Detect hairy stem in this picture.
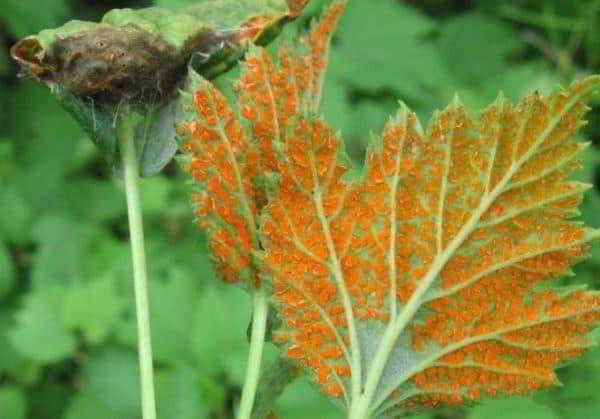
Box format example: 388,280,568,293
118,113,157,419
238,290,269,419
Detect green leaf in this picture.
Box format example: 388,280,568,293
59,178,124,222
8,284,76,363
139,174,172,214
0,242,15,298
149,270,201,364
63,393,129,419
0,0,68,38
0,311,40,384
0,185,33,245
190,285,252,383
468,397,560,419
437,13,523,87
328,0,452,108
80,348,140,417
0,386,27,419
30,216,101,286
536,347,600,418
62,273,125,344
156,368,210,419
276,379,343,419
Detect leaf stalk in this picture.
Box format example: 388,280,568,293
118,111,157,419
238,289,269,419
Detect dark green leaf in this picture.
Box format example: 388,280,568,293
0,242,15,297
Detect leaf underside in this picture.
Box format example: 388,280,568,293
178,1,345,287
179,1,600,416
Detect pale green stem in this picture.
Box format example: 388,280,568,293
118,114,157,419
238,290,269,419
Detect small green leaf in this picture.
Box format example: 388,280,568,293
139,175,172,215
468,397,560,419
63,393,129,419
30,216,100,286
0,311,41,384
276,379,344,419
149,270,201,364
81,348,140,417
156,368,210,419
0,0,68,38
438,13,523,86
536,347,600,418
0,186,32,244
0,386,27,419
62,274,125,344
8,284,76,363
60,179,124,222
190,285,251,383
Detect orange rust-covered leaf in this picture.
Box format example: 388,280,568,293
178,78,261,286
180,0,600,415
234,1,345,174
178,2,345,289
261,117,360,402
262,76,600,415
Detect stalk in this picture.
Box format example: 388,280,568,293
118,113,157,419
238,290,269,419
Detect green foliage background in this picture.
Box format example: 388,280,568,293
1,0,600,418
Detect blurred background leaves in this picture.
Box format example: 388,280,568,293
1,0,600,418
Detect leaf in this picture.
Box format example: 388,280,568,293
8,284,76,363
148,270,201,364
0,386,27,419
262,72,600,414
275,378,345,419
437,13,523,87
467,397,559,419
0,310,41,384
62,273,125,344
80,348,140,417
155,368,210,419
179,1,600,415
63,393,126,419
323,0,454,118
0,242,15,298
189,285,252,383
30,216,100,287
0,0,68,39
178,0,345,286
178,70,262,285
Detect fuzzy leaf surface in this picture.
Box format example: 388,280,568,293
179,1,600,415
261,73,600,415
178,1,345,287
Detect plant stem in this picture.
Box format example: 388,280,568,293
238,290,269,419
118,114,157,419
